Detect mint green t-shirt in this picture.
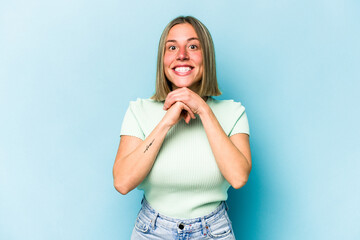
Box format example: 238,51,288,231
120,97,250,219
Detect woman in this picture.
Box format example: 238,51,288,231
113,16,251,239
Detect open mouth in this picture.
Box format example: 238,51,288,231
174,66,192,72
172,66,194,75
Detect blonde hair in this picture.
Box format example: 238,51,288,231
151,16,221,101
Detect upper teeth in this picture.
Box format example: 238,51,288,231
175,67,191,72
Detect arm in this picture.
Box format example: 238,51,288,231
113,102,195,195
199,107,252,189
164,88,252,189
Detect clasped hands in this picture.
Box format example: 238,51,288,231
163,87,208,125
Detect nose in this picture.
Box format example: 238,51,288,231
176,46,189,60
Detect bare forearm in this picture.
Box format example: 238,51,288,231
113,120,171,194
113,101,195,195
199,106,251,189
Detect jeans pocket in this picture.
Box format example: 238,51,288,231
207,214,232,238
134,216,150,233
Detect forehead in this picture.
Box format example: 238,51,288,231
166,23,199,41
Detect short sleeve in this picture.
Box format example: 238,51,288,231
120,105,145,140
229,110,250,137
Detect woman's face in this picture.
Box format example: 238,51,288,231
163,23,203,92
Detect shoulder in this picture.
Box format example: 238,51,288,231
128,98,163,109
208,97,248,135
127,98,164,115
208,97,246,114
125,98,166,131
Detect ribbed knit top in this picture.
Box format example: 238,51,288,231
120,97,250,219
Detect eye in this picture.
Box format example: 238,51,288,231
168,45,177,51
189,44,198,50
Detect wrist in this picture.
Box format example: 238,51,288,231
198,101,211,117
160,115,176,130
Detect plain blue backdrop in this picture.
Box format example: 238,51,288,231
1,0,359,239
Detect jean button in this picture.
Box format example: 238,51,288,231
178,223,184,230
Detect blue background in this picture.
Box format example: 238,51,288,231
1,0,359,239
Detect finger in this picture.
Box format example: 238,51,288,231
164,92,191,110
180,110,187,119
182,103,196,119
179,105,191,120
182,112,189,123
180,110,192,124
185,113,191,124
164,88,192,109
163,94,177,110
164,90,182,109
164,93,181,110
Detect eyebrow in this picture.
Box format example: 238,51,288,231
166,37,199,43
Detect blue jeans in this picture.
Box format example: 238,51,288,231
131,198,236,239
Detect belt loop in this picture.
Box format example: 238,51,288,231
151,212,159,229
201,217,207,235
224,201,229,211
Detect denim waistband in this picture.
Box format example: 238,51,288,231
138,198,229,234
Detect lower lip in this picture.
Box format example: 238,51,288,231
172,68,193,76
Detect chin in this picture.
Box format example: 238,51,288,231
171,80,193,88
175,84,196,90
175,82,192,88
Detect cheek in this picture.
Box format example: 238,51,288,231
163,54,172,79
163,53,173,68
192,52,203,66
